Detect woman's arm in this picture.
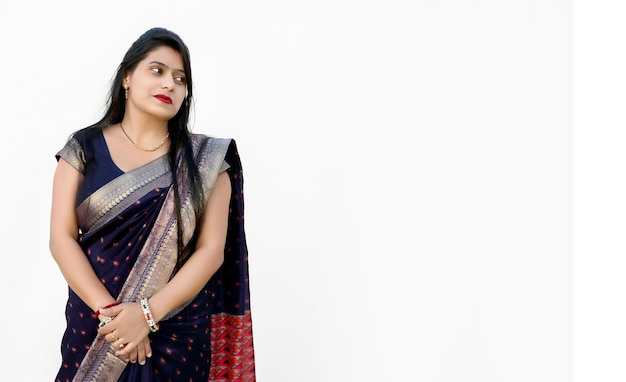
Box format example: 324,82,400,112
149,170,232,321
49,159,116,311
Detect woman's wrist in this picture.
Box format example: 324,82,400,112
139,298,159,332
95,301,120,318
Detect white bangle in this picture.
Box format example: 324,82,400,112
139,298,159,332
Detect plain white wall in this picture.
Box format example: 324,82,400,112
574,1,626,381
0,1,574,381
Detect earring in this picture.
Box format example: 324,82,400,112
123,85,129,99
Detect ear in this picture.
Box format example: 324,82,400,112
122,73,131,89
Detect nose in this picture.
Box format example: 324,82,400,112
162,75,175,90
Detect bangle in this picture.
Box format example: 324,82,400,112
139,298,159,332
95,302,120,318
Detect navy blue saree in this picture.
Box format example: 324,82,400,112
54,130,255,381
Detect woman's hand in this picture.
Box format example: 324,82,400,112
97,302,152,364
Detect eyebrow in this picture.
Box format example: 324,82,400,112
149,61,185,74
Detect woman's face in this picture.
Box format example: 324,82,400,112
123,46,187,121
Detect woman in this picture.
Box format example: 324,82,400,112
50,27,255,381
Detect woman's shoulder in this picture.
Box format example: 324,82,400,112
65,127,102,147
56,127,100,173
188,132,239,165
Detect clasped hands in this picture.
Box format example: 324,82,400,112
97,302,153,365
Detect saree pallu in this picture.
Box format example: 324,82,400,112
55,133,255,382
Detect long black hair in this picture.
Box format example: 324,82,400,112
85,27,203,271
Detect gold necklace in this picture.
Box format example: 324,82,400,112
120,122,169,152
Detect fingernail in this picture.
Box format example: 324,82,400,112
139,360,146,365
130,359,136,363
146,352,152,358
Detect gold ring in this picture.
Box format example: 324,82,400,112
110,335,118,342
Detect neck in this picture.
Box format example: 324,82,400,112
120,118,169,136
121,108,170,134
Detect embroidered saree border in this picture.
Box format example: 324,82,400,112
76,156,171,233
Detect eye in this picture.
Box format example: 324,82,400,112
174,76,186,84
151,67,162,74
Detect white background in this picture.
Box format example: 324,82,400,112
574,1,626,382
0,0,587,381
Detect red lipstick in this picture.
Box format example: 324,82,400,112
155,94,172,104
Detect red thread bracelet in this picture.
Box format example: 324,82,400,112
95,302,121,318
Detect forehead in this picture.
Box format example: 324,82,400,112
141,46,184,69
